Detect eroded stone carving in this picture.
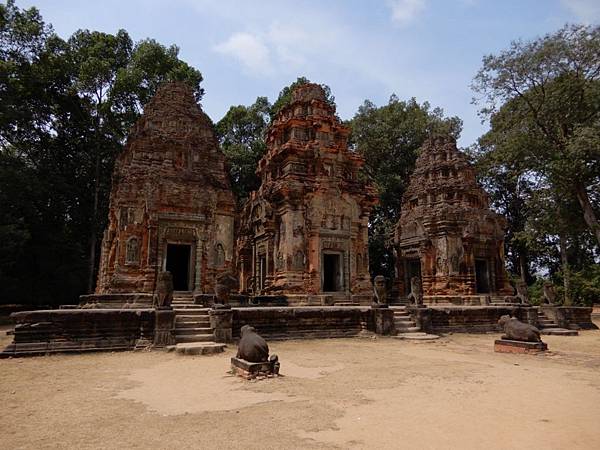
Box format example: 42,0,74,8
498,315,541,342
395,136,513,303
236,83,377,302
514,280,529,305
214,271,239,307
236,325,276,364
154,271,173,309
94,82,235,297
373,275,387,306
542,281,557,305
407,276,424,306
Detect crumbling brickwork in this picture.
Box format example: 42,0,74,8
237,84,377,304
395,136,513,304
95,82,236,295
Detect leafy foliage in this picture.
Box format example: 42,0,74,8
349,96,462,278
0,1,202,305
216,97,271,203
472,23,600,301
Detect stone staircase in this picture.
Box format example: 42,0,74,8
169,292,225,354
391,306,439,340
537,309,578,336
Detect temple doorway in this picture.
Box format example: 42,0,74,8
323,253,342,292
166,244,192,291
406,258,422,295
475,259,490,294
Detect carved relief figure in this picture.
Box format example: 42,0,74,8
125,237,140,264
215,243,225,267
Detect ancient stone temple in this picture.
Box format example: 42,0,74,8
94,82,236,299
237,84,378,305
394,136,513,305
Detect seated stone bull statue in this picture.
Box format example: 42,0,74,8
237,325,278,365
498,315,541,342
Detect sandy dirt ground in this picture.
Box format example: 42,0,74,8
1,324,600,450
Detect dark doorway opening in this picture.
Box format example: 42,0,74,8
406,258,422,295
475,259,490,294
323,253,341,292
166,244,191,291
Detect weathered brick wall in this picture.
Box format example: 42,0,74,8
232,307,372,339
429,306,526,333
1,309,155,357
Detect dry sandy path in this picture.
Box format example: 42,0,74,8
1,326,600,449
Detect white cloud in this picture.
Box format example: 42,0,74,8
213,32,272,75
561,0,600,23
387,0,427,25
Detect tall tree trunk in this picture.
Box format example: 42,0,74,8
558,233,571,306
518,250,528,284
574,182,600,247
87,152,100,293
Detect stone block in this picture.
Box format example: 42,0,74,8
209,308,233,343
230,357,278,380
494,339,547,354
153,309,176,347
372,307,394,335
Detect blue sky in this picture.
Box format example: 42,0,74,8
17,0,600,147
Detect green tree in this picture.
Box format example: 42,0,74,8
216,97,271,203
66,29,203,291
0,1,203,304
472,24,600,246
349,95,462,278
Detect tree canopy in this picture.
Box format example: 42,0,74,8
349,96,462,278
472,24,600,304
0,0,202,305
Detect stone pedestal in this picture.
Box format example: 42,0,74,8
153,308,176,347
520,307,538,327
230,357,279,380
209,308,233,343
372,307,394,335
494,339,547,354
407,306,432,333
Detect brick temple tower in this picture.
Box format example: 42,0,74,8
95,82,236,297
237,83,378,305
394,136,513,305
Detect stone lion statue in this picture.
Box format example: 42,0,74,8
154,271,174,308
236,325,278,368
542,281,557,305
498,315,541,342
407,276,423,306
514,280,529,305
215,271,239,305
373,275,387,305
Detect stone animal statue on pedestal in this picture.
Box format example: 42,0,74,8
237,325,278,368
154,271,174,308
498,315,541,342
407,276,424,306
514,280,529,305
542,282,557,305
373,275,387,305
